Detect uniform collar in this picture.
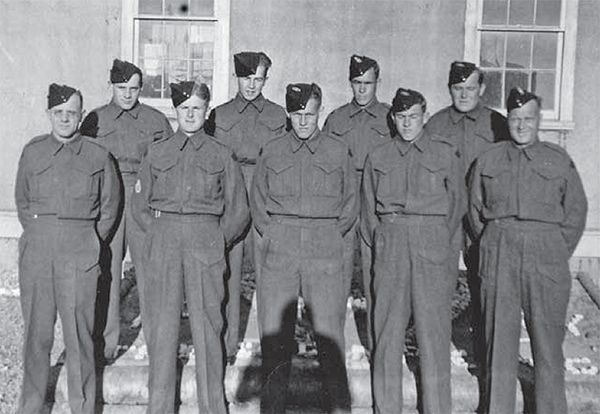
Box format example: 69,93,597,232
349,98,380,118
393,130,429,156
290,129,322,154
174,129,208,151
449,103,483,124
234,93,266,114
507,138,541,161
108,99,141,120
50,132,84,155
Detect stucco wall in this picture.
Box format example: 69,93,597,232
0,0,122,212
229,0,466,121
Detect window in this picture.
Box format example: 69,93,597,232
465,0,578,130
121,0,230,116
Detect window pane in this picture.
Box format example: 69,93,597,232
481,70,504,108
505,70,531,97
191,60,213,90
532,71,555,109
138,21,164,61
164,21,189,59
139,0,162,15
509,0,535,25
536,0,561,26
165,0,190,16
480,32,505,68
482,0,508,25
532,33,557,69
506,32,531,69
140,58,165,98
190,0,214,17
166,59,189,84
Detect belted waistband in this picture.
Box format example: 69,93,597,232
487,217,559,232
378,213,446,226
30,214,96,227
152,210,219,222
271,215,337,228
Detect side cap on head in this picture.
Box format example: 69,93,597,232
285,83,320,113
48,83,78,109
234,52,271,77
110,59,143,84
391,88,425,113
170,81,196,108
506,87,540,111
448,61,478,86
349,54,377,80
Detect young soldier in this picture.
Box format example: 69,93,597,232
81,59,173,361
361,88,464,414
250,83,358,414
425,61,509,379
322,54,391,352
15,84,121,413
206,51,287,361
132,81,249,414
468,88,587,414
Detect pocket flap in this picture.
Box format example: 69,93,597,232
267,158,295,174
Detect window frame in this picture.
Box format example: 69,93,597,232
121,0,230,118
464,0,578,131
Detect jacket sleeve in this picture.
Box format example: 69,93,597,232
97,154,123,242
131,155,154,233
467,157,486,241
220,151,251,246
14,151,32,230
561,161,588,256
337,148,359,236
360,154,379,247
249,150,270,236
447,148,467,239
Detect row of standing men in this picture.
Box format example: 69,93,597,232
14,52,587,414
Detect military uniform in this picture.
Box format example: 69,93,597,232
81,66,173,358
206,91,286,357
133,81,249,413
15,86,120,413
468,135,587,412
250,83,358,413
361,88,464,414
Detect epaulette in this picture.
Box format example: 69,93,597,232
541,141,568,156
430,132,456,147
138,102,166,116
23,134,50,149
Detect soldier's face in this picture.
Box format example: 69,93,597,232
289,98,320,140
176,95,209,136
47,94,83,140
112,74,141,110
393,103,427,142
508,100,540,147
450,72,485,113
351,67,378,107
237,65,267,101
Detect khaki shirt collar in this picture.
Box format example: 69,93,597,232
507,138,541,162
449,102,483,124
108,99,141,120
175,129,207,151
290,129,322,154
349,98,380,118
234,93,266,114
51,132,84,155
393,130,428,156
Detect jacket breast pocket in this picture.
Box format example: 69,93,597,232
312,161,343,197
71,161,103,200
529,166,565,206
150,158,179,200
481,167,511,208
30,163,54,200
266,158,298,197
195,160,224,201
417,160,446,196
374,163,402,198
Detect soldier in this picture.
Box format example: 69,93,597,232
205,51,287,361
468,87,587,414
15,84,121,413
361,88,464,414
132,81,249,414
81,59,173,361
322,54,391,352
426,61,509,387
250,83,358,413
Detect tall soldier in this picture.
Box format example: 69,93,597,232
15,84,121,413
81,59,173,361
251,83,358,413
322,54,391,352
361,88,464,414
425,61,509,383
132,81,249,414
205,51,287,361
468,88,587,414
